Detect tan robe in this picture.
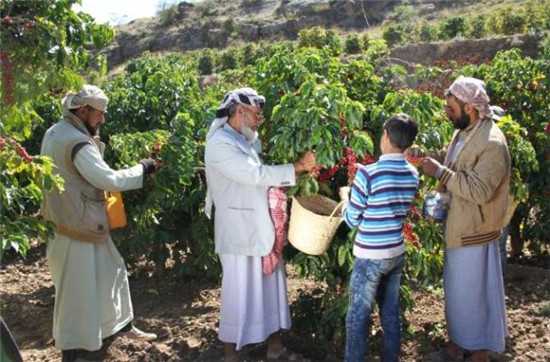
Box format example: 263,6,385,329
48,141,143,351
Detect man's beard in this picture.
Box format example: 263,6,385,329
241,125,257,142
84,121,99,136
451,108,471,130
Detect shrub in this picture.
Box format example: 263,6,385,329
344,34,362,54
467,15,488,39
439,16,467,40
383,24,406,47
198,53,214,75
418,22,439,42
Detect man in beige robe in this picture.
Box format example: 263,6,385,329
40,85,159,362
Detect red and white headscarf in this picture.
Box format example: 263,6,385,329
446,76,491,120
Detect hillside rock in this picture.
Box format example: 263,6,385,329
105,0,440,67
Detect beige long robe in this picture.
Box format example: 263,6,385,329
48,142,143,351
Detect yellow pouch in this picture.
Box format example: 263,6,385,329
105,192,127,229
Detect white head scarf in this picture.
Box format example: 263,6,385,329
62,85,108,117
204,87,266,218
446,76,492,120
205,87,265,141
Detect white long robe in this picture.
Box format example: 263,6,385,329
218,254,291,350
48,144,143,351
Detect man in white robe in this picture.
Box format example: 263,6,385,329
204,88,316,361
40,85,159,362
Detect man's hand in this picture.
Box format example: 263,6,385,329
339,186,350,203
140,158,162,175
421,157,442,178
294,151,316,174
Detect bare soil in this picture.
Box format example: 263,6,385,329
1,244,549,361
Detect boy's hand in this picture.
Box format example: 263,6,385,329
405,145,425,159
339,186,351,202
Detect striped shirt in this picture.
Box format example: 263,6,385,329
343,153,419,259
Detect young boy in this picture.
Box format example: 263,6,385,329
340,114,419,362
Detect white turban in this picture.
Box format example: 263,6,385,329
62,85,108,116
446,76,491,120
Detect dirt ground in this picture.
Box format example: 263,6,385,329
1,244,549,362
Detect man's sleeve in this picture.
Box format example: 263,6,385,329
73,144,144,192
343,169,368,228
438,140,510,204
205,140,296,187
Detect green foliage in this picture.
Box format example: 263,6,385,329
344,34,362,54
298,26,343,56
467,15,488,39
268,79,366,166
103,54,206,136
370,90,453,152
383,24,406,47
0,0,113,128
198,53,214,75
219,50,238,71
439,16,467,40
418,22,439,42
496,115,538,203
0,0,113,257
0,137,63,259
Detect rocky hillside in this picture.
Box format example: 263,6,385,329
105,0,476,67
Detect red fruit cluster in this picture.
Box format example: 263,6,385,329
545,122,550,135
361,153,376,165
0,51,15,105
1,16,13,25
403,222,420,249
341,147,358,183
15,144,33,163
406,155,424,167
318,165,339,182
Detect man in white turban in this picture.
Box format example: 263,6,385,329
204,87,316,361
413,77,510,362
40,85,160,362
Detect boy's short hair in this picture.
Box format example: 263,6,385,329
383,113,418,151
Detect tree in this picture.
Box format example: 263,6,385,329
0,0,114,258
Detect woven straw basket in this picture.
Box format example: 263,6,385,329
288,195,344,255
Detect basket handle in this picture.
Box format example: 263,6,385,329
329,200,347,219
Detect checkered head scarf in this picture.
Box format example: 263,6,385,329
205,87,265,141
446,76,491,120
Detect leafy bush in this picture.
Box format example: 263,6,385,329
439,16,467,40
418,22,439,42
344,34,362,54
467,15,488,39
219,51,238,71
298,26,343,55
198,53,214,75
383,24,406,47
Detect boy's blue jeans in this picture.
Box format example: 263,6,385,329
345,254,405,362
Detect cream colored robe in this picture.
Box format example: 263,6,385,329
47,142,143,351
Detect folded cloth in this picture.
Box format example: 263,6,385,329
262,187,288,275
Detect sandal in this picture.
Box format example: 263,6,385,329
267,346,308,361
426,348,465,362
